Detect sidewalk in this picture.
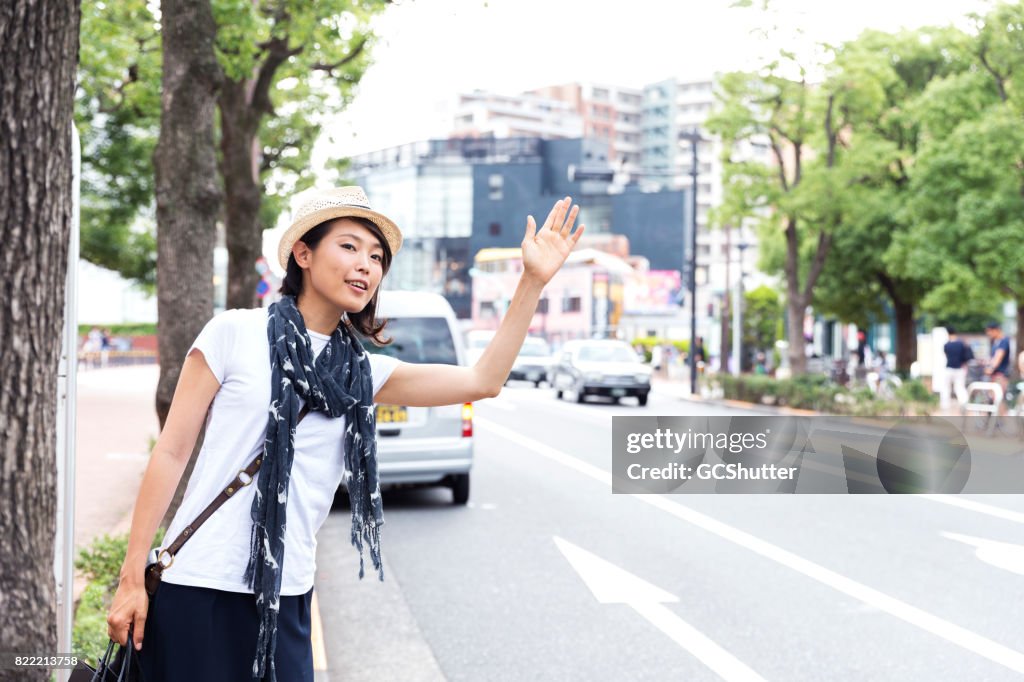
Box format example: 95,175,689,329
74,364,160,594
650,376,820,416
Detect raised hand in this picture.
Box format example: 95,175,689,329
521,196,584,285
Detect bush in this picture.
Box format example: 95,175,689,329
78,322,158,336
630,336,690,363
72,581,109,664
73,529,165,664
714,373,938,416
894,378,937,406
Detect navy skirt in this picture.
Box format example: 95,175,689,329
137,581,314,682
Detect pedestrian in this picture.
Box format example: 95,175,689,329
693,336,706,374
984,321,1011,395
105,187,584,681
940,326,972,410
650,342,663,371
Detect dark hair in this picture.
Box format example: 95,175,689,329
985,321,1001,331
945,325,957,335
279,216,393,345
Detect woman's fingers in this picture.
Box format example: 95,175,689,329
561,204,580,237
541,198,563,231
524,215,537,241
549,196,570,232
107,613,130,646
133,612,146,650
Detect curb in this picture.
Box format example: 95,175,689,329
651,381,820,416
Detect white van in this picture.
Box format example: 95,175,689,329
363,290,474,504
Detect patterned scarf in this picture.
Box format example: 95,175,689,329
245,294,384,681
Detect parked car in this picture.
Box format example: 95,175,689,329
362,291,473,504
548,339,652,406
508,336,553,387
464,329,495,368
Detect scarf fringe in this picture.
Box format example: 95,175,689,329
350,516,384,581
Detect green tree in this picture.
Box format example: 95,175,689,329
214,0,387,308
75,0,161,289
893,2,1024,356
811,27,973,373
708,52,873,374
743,285,782,358
75,0,390,301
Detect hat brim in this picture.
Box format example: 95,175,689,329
278,206,403,270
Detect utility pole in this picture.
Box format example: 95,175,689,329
679,129,703,395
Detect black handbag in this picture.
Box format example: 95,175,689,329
69,628,144,682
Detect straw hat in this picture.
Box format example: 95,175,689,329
277,186,403,269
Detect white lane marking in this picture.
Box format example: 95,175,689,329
477,396,517,411
554,537,766,682
918,495,1024,525
478,417,1024,676
941,532,1024,576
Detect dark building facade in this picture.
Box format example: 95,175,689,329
353,136,689,318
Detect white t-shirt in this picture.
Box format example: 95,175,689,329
160,307,399,595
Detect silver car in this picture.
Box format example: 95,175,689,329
507,336,554,387
549,339,652,406
364,291,473,505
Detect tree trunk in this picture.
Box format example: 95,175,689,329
786,295,808,375
220,80,263,310
154,0,222,522
0,1,80,678
893,297,917,375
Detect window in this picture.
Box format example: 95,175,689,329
488,173,503,200
362,317,458,365
480,301,498,318
537,298,549,314
563,296,582,313
489,222,501,236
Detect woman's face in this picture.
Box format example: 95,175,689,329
301,218,385,313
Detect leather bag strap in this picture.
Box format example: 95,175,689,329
146,404,312,587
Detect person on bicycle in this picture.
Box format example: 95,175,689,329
984,321,1011,392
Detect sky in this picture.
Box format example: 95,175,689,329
321,0,993,159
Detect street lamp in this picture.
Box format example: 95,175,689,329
733,241,749,376
678,129,704,395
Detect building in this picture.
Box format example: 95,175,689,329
526,83,644,181
351,136,688,326
451,90,584,140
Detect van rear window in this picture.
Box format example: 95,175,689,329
364,317,458,365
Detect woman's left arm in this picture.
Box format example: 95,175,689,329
375,196,583,407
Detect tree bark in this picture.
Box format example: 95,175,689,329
0,1,81,678
154,0,222,522
220,80,263,310
892,298,917,375
783,216,809,375
786,294,808,375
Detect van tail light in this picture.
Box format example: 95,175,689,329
462,402,473,437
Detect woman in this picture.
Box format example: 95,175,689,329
105,186,583,681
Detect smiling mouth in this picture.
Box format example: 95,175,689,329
346,280,368,292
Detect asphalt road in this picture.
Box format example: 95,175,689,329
315,382,1024,681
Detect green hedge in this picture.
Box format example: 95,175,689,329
630,337,690,363
78,323,157,336
73,529,165,664
712,374,936,416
